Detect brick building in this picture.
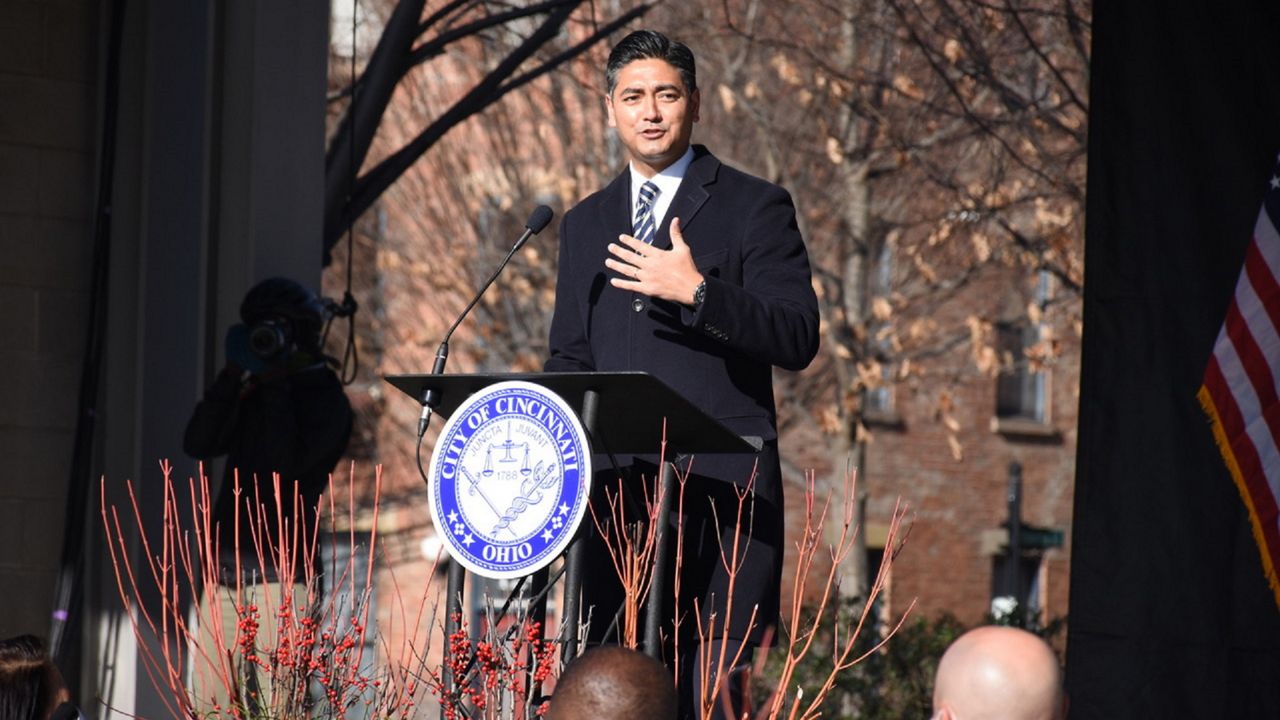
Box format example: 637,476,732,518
0,0,97,640
839,267,1078,626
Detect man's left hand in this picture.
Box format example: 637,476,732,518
605,217,704,305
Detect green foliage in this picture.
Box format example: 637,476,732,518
753,601,1067,719
836,613,967,719
754,606,965,719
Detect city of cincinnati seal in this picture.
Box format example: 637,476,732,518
427,381,591,579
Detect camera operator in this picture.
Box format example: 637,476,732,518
183,277,352,711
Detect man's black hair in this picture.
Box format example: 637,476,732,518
605,29,697,96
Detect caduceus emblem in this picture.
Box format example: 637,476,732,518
456,460,558,538
490,461,558,535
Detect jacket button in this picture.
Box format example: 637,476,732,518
632,298,644,313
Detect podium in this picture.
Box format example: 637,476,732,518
385,372,760,669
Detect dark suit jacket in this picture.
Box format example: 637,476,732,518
545,145,819,642
546,145,819,442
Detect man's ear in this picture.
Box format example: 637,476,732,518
605,94,616,128
690,87,701,122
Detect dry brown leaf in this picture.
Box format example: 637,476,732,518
771,53,802,86
871,296,893,321
893,73,924,100
718,84,737,114
377,249,403,271
908,318,937,341
975,346,998,375
937,390,954,413
913,254,938,284
944,38,963,63
1035,197,1072,228
818,406,842,435
826,136,845,165
927,221,954,247
856,421,874,445
971,232,991,263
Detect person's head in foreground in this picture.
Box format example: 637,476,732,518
932,626,1065,720
547,646,676,720
0,635,77,720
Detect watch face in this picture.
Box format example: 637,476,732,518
694,280,706,306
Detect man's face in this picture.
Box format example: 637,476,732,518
606,58,700,177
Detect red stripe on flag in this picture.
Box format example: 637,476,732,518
1204,355,1280,556
1245,239,1280,337
1223,299,1280,449
1263,400,1280,528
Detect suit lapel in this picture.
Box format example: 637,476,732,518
597,170,633,248
653,147,718,251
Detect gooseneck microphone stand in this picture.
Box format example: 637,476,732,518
417,204,553,438
412,205,553,715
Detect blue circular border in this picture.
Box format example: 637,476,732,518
428,381,591,579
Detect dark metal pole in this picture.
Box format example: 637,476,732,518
441,559,465,720
526,566,549,702
1006,461,1023,603
644,459,677,658
561,533,585,664
561,389,600,664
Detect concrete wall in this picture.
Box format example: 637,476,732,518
0,0,98,641
92,3,329,716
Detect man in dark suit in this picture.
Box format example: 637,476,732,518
545,29,819,718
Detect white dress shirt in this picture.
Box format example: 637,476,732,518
627,146,694,232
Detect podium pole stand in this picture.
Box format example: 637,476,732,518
386,372,760,671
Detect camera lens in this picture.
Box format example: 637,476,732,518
248,323,287,359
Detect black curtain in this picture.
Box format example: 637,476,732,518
1070,0,1280,716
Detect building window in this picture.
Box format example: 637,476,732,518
864,239,898,420
864,361,895,416
994,271,1055,428
865,544,891,633
995,322,1047,423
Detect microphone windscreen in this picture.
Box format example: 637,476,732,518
525,205,554,234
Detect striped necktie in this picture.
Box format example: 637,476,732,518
633,180,659,245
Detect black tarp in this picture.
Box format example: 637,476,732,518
1069,0,1280,716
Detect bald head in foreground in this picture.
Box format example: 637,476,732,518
547,646,677,720
932,626,1065,720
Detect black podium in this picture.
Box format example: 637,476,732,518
385,372,760,674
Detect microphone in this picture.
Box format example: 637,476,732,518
417,205,555,438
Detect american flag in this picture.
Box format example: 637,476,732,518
1199,155,1280,609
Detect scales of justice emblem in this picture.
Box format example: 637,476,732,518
427,381,592,579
